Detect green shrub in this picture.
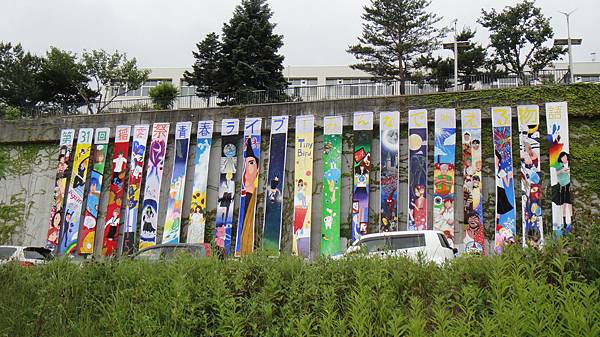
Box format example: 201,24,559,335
0,105,22,120
1,245,599,337
148,82,179,110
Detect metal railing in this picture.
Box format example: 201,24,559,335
11,69,574,117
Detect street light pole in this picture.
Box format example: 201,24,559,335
453,19,458,92
560,10,576,83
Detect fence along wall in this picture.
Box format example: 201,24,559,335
0,94,572,255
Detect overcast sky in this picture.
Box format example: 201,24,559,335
1,0,598,68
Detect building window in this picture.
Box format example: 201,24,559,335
180,80,197,96
288,78,317,87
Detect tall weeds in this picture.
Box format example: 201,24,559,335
1,243,599,337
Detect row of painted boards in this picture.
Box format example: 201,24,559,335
45,102,571,257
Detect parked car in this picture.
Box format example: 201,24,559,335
132,243,212,261
338,230,457,265
0,245,53,266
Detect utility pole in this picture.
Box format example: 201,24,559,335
443,20,469,92
453,19,458,92
560,10,576,83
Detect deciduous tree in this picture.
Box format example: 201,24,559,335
80,49,150,113
478,0,565,78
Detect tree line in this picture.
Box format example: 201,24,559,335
1,0,567,118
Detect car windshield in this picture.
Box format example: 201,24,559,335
358,238,388,253
389,234,425,249
23,248,47,260
0,247,17,260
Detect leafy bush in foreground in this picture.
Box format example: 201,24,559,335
1,242,599,337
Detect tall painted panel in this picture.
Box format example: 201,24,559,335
460,110,485,255
102,125,131,256
292,115,314,257
433,109,456,246
235,118,262,257
79,128,110,255
262,116,289,253
46,129,75,252
408,109,428,231
492,107,517,254
517,105,544,247
379,111,399,233
352,111,373,241
122,124,149,254
216,119,239,255
545,102,572,237
163,122,192,244
139,123,170,250
187,121,214,244
321,116,343,256
59,128,93,255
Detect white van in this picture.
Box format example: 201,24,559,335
342,230,457,265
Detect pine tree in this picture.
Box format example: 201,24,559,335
218,0,287,104
183,32,221,105
347,0,447,94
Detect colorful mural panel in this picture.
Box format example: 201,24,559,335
262,116,289,253
352,111,373,241
79,128,110,255
517,105,544,247
492,107,517,254
163,122,192,244
216,119,239,255
121,124,149,254
102,125,131,256
139,123,170,250
59,128,93,255
235,118,262,257
545,102,572,237
187,120,214,244
46,129,75,252
433,109,456,246
461,110,484,255
408,109,428,231
292,115,314,257
321,116,343,256
379,111,399,233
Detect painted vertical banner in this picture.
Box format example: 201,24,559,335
235,118,262,257
79,128,110,255
163,122,192,244
139,123,170,250
433,109,456,246
262,116,289,253
408,109,428,231
121,124,149,254
545,102,572,236
461,110,485,255
59,128,93,255
352,111,373,241
321,116,343,256
46,129,75,251
102,125,131,256
517,105,544,247
292,115,315,257
492,107,517,254
187,120,214,244
216,119,239,255
379,111,399,233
